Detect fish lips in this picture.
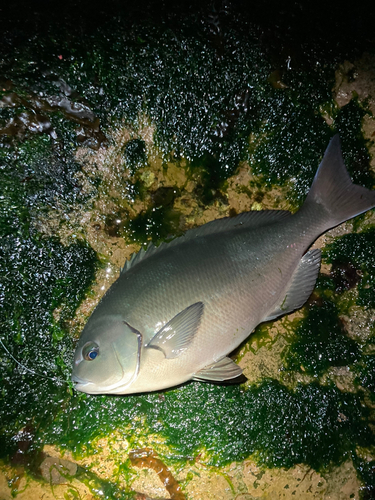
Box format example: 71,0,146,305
71,374,113,394
71,374,92,393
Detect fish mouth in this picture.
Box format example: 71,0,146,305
71,374,92,392
71,371,128,395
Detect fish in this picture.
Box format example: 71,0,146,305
72,135,375,395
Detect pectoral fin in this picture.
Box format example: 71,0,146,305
146,302,204,359
264,249,321,322
193,357,242,382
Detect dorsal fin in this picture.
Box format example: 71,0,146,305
181,210,291,239
121,210,291,274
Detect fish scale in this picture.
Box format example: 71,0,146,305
72,135,375,395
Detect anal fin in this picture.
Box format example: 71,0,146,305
193,357,242,382
264,249,321,322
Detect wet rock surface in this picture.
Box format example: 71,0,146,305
39,456,78,485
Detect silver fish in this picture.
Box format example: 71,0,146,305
72,135,375,395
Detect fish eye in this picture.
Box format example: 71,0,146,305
82,342,99,361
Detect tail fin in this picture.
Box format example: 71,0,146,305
301,135,375,231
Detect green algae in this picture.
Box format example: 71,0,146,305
0,133,85,222
29,379,372,475
126,195,182,245
323,228,375,309
0,6,343,196
353,454,375,500
283,300,360,377
248,89,333,202
0,234,97,456
355,353,375,402
123,139,148,175
75,465,136,500
335,99,375,190
146,380,373,471
0,118,98,460
282,228,375,396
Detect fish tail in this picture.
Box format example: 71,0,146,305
300,134,375,231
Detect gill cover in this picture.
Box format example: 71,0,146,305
72,315,141,394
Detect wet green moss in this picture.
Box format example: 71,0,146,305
354,329,375,403
355,354,375,401
126,185,182,245
0,7,342,195
353,454,375,500
0,115,98,461
283,300,360,377
330,261,362,293
0,134,85,221
123,139,147,175
335,99,375,190
126,205,181,245
323,228,375,309
76,466,136,500
35,379,372,474
0,235,97,457
249,89,333,202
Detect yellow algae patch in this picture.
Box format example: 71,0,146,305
0,461,93,500
226,162,289,214
333,53,375,114
241,459,361,499
0,456,364,500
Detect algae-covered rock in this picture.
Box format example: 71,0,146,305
1,2,374,499
39,456,77,485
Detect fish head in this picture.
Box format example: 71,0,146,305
71,315,141,394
